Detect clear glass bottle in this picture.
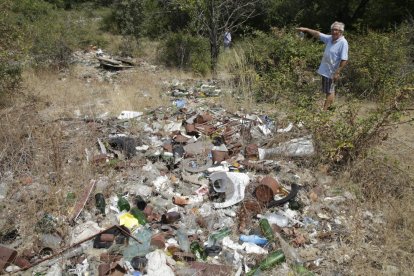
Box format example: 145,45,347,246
257,213,288,227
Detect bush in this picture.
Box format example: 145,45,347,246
110,0,143,38
157,32,210,75
229,28,321,101
345,26,413,101
27,8,110,69
0,1,25,105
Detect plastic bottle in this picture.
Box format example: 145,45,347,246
95,193,106,215
239,235,268,246
257,213,288,227
130,207,147,225
190,241,207,260
259,218,274,242
176,228,190,252
246,250,286,276
118,196,131,212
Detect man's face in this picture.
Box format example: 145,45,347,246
331,27,342,41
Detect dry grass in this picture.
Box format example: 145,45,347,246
217,46,258,113
334,125,414,275
0,59,191,252
21,65,173,119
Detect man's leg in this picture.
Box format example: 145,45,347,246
323,92,335,110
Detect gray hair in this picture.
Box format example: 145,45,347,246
331,21,345,32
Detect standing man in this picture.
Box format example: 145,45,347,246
297,22,348,110
224,28,232,50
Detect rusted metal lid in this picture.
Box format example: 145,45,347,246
211,150,229,164
255,176,280,203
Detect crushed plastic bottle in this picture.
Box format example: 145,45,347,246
239,235,268,246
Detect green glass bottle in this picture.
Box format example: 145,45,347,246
95,193,106,215
130,207,147,225
118,196,130,212
259,218,274,242
135,195,147,210
246,250,285,276
209,227,231,244
190,241,207,260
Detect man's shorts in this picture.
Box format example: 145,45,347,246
321,76,334,94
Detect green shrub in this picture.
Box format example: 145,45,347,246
345,26,413,101
28,9,109,69
0,1,26,105
229,28,321,101
110,0,143,38
158,32,210,75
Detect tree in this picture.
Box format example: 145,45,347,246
176,0,259,73
112,0,144,38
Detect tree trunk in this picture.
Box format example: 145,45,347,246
210,33,219,75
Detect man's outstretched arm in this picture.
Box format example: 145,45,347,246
296,27,320,39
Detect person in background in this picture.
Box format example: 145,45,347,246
297,22,348,110
224,28,232,50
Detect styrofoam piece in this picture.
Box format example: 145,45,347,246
117,111,143,120
277,122,294,133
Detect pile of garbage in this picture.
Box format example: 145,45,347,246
0,50,357,275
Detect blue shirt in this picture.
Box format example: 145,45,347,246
317,34,348,79
224,32,231,45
